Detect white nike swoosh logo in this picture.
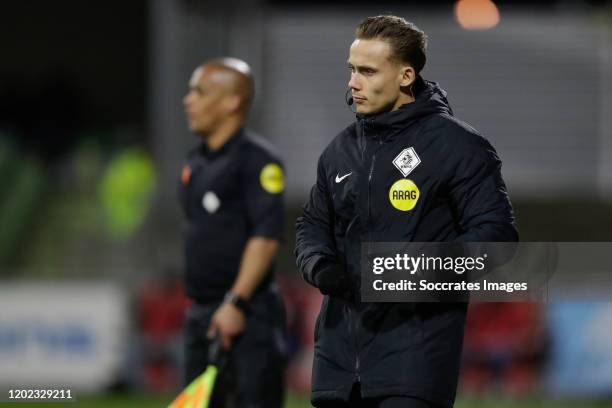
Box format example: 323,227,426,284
335,172,352,183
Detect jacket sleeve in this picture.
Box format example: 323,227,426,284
447,137,519,243
295,154,337,286
243,150,285,240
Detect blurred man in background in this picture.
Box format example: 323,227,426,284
179,57,287,407
295,15,518,408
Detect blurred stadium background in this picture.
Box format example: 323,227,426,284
2,0,612,406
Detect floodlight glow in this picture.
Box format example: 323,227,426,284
455,0,500,31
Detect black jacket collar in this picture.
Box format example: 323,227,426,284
356,76,453,135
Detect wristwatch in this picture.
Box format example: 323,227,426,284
223,291,250,314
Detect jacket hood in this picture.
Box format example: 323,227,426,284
356,76,453,133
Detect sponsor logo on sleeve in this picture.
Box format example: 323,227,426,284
260,163,284,194
181,165,191,185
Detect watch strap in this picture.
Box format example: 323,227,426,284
223,292,250,313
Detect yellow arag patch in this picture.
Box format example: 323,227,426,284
260,163,284,194
389,179,420,211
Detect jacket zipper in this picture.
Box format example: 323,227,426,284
353,132,384,385
367,135,385,236
356,344,360,382
358,135,386,384
348,306,360,383
367,152,376,237
367,136,384,242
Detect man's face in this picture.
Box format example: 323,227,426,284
348,38,405,115
183,67,231,134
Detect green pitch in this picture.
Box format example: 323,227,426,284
6,394,612,407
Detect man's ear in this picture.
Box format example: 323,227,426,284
223,94,242,113
400,65,416,88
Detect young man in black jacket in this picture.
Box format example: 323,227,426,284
295,15,518,408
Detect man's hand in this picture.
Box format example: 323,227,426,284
207,302,246,350
313,261,357,301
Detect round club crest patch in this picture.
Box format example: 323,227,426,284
202,191,220,214
260,163,284,194
389,179,420,211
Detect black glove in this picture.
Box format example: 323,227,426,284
312,261,355,301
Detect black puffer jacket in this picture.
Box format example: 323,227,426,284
295,77,518,407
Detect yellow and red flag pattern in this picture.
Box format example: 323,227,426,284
168,366,218,408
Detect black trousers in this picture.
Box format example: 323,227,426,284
184,289,287,408
315,383,443,408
